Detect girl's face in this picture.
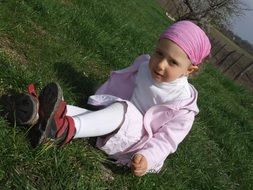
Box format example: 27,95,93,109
149,39,198,83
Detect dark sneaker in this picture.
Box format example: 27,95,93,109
36,82,75,146
36,82,63,144
0,86,39,126
45,100,76,146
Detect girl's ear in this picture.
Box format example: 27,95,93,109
187,65,199,75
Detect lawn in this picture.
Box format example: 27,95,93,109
0,0,253,189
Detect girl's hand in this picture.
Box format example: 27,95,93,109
131,154,148,176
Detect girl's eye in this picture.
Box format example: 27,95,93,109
155,50,163,57
169,60,177,65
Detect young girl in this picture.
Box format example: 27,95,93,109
9,20,211,176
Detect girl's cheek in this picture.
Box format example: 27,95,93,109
150,56,158,66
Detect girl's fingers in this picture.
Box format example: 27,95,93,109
131,163,141,170
131,163,147,176
131,159,142,169
132,154,143,164
131,154,142,170
131,154,147,176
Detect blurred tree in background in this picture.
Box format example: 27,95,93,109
162,0,250,29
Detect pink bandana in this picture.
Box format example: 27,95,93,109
160,20,211,65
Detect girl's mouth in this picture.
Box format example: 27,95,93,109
154,70,163,77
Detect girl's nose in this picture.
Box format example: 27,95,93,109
156,59,167,70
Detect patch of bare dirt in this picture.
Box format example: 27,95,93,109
58,0,74,6
0,35,28,64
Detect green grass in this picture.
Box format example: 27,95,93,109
0,0,253,189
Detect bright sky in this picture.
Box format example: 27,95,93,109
230,0,253,45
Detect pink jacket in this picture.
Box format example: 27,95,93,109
89,54,199,172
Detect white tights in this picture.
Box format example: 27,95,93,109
66,102,126,138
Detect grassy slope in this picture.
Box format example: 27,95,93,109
0,0,252,189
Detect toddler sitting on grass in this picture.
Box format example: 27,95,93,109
4,20,211,176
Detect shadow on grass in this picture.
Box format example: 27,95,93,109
88,137,130,175
102,161,131,175
53,62,98,106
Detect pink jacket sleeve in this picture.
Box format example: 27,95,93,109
137,109,195,173
94,54,150,100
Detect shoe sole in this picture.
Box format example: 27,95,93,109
0,93,39,126
37,82,63,144
16,94,39,125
